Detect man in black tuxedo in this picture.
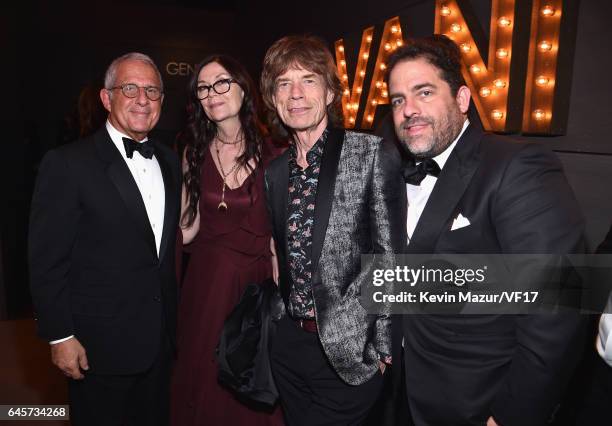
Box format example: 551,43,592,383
29,52,181,426
387,36,586,426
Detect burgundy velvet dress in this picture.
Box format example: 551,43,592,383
171,149,284,426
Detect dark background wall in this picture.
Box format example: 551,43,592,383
2,0,610,318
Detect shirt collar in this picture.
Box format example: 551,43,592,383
430,119,469,170
106,120,149,160
289,128,328,166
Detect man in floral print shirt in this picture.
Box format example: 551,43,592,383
261,35,405,425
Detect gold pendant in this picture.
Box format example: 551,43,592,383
218,182,228,211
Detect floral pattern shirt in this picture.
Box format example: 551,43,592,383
286,130,328,319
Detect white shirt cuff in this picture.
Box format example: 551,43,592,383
49,335,74,345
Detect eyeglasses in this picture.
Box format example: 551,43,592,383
196,78,236,100
109,84,163,101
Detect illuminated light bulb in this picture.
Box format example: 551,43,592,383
349,117,355,123
533,109,546,121
496,48,509,59
362,52,369,60
359,70,366,77
391,26,398,33
460,43,471,53
541,5,555,17
535,75,549,86
366,35,372,42
340,60,346,66
450,23,462,33
356,87,362,94
380,63,386,70
491,110,504,120
396,39,403,47
470,64,482,74
342,74,348,81
384,43,392,51
479,87,492,97
371,100,378,106
343,89,350,96
538,40,552,51
375,81,383,88
493,79,506,88
498,17,512,27
440,5,451,16
338,45,344,52
381,90,388,98
367,114,374,122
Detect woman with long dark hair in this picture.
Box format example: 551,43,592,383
171,55,283,426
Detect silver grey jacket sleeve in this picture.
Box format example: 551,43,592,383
368,137,405,357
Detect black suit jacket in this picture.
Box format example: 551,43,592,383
29,127,181,375
597,225,612,254
393,124,586,426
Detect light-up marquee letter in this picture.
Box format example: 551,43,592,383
335,27,374,128
335,1,575,135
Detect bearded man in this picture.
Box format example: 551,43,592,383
388,35,586,426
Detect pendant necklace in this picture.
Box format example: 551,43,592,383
215,137,241,212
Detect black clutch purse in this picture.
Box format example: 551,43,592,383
216,278,284,406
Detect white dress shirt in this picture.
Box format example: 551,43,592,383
406,119,469,243
50,122,165,345
106,121,165,253
596,295,612,367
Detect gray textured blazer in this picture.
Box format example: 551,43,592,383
265,127,405,385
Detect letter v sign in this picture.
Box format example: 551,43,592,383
335,27,375,128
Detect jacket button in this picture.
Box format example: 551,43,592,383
154,296,161,302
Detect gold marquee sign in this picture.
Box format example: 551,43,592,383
335,0,577,135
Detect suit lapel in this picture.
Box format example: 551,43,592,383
408,124,482,254
311,128,344,276
267,151,290,302
272,152,290,263
94,128,157,258
155,143,178,262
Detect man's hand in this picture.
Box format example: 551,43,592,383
487,416,500,426
270,237,279,286
51,337,89,380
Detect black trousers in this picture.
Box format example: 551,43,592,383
68,332,172,426
271,316,384,426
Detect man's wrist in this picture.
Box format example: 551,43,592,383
378,353,392,365
49,335,74,345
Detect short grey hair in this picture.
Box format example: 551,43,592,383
103,52,164,91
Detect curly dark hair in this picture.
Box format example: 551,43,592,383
182,54,265,227
386,34,466,96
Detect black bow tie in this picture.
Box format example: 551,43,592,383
122,137,155,159
402,158,441,185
